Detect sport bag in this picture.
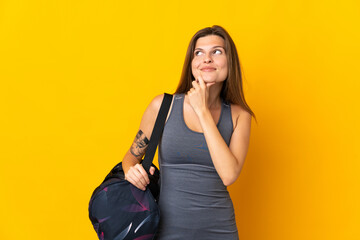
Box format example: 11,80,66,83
88,93,173,240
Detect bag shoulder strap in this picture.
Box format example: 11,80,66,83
142,93,173,172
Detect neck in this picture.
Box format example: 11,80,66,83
206,81,223,109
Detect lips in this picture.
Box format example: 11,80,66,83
200,67,216,72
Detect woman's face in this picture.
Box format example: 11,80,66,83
191,35,228,84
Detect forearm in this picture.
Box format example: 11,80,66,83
198,109,241,186
122,129,149,174
122,150,141,175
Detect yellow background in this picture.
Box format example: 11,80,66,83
1,0,359,239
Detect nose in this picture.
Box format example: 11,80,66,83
203,53,213,63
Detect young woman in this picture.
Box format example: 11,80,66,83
122,25,255,239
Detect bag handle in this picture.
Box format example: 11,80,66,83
142,93,173,172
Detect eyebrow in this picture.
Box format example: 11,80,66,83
194,46,225,51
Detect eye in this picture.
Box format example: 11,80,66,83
213,49,222,54
194,51,203,56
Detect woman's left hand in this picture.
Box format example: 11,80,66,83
187,70,215,116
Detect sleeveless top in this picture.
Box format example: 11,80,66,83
154,93,239,239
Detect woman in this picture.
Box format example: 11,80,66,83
122,25,255,239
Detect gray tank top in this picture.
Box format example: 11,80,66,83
155,93,239,239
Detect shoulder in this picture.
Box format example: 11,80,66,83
147,93,171,113
230,103,252,130
148,93,177,113
138,94,168,140
149,93,165,109
144,93,176,122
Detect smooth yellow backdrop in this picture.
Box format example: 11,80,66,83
1,0,359,239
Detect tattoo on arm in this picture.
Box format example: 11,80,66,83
130,130,150,158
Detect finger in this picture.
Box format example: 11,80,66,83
198,71,204,85
196,70,205,85
132,166,148,188
191,80,199,89
126,174,146,191
150,166,155,175
133,169,149,188
199,71,215,88
135,164,150,184
196,68,202,78
128,167,147,189
199,74,208,88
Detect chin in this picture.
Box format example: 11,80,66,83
202,77,214,82
204,78,217,83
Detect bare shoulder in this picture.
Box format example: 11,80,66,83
148,93,165,112
230,103,252,130
137,94,165,139
148,93,174,123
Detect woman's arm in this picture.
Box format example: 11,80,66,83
122,94,165,190
197,106,251,186
188,75,251,186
